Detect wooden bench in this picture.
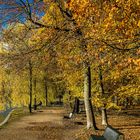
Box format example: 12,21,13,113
89,125,124,140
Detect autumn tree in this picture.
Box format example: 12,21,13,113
0,0,140,129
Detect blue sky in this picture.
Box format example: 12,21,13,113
0,0,44,28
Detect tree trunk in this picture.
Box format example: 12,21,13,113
84,64,98,129
73,97,79,114
7,82,12,108
124,98,129,109
34,95,37,110
29,60,33,113
33,78,37,110
68,91,73,109
1,81,6,109
44,76,48,107
101,106,108,126
99,66,108,126
114,95,118,106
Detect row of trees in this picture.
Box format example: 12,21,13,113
0,0,140,129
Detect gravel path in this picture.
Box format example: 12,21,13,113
0,107,80,140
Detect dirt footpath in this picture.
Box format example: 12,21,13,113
0,107,82,140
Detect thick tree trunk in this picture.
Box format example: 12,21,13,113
99,66,108,126
101,106,108,126
84,64,98,129
29,60,33,113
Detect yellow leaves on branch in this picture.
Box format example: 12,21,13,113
117,85,140,97
41,2,65,26
138,20,140,27
68,0,90,10
67,0,94,24
133,59,140,66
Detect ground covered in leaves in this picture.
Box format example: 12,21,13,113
0,106,139,140
72,106,140,140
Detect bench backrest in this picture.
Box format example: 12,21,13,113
103,126,124,140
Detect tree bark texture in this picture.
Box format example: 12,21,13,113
99,66,108,126
84,64,98,129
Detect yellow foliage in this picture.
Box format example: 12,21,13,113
138,20,140,27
